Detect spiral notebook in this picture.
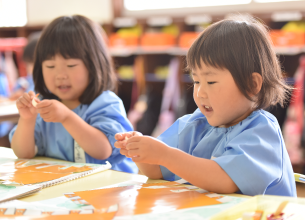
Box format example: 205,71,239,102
0,185,42,204
0,158,112,203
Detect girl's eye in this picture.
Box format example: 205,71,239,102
207,81,216,85
46,66,54,68
67,64,77,68
193,81,199,85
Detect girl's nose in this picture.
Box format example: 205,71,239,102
56,71,68,80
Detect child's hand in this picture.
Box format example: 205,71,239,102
114,131,142,157
35,99,70,123
114,131,142,149
115,131,142,141
116,134,170,165
16,91,38,120
9,89,24,101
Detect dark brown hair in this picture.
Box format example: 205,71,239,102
186,15,291,110
33,15,117,104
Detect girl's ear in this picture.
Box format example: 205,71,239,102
251,72,263,95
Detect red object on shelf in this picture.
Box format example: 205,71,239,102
0,37,28,77
140,33,176,47
179,32,200,48
270,30,305,47
109,33,138,47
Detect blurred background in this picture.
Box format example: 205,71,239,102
1,0,305,174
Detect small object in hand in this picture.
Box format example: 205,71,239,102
32,93,40,107
267,201,289,220
266,213,284,220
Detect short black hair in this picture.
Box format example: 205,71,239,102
33,15,117,104
187,15,291,110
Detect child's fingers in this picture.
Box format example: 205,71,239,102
17,95,32,108
115,131,141,141
126,131,143,138
115,133,126,141
125,142,141,150
133,131,143,136
114,140,125,149
36,106,52,115
120,148,131,157
28,91,37,99
17,98,29,107
126,136,144,144
23,93,32,101
127,149,140,158
36,99,52,108
16,99,28,108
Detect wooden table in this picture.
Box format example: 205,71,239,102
0,101,19,123
0,147,249,203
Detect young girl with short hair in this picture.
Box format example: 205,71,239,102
115,15,297,195
10,15,137,173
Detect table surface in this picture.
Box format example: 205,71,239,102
0,147,249,203
0,101,19,123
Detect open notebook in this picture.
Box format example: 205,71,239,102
0,158,111,203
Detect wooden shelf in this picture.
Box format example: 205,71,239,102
110,46,305,57
274,46,305,55
110,46,188,57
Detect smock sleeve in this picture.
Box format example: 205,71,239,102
9,116,45,156
213,119,283,196
82,91,133,165
157,114,194,181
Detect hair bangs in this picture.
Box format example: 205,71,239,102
187,25,232,72
36,18,86,63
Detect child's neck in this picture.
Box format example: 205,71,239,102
217,109,254,128
62,100,81,110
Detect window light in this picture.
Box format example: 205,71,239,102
254,0,304,2
0,0,27,27
124,0,251,11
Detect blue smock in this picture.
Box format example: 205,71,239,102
0,72,9,97
9,90,138,173
158,109,296,196
0,72,12,137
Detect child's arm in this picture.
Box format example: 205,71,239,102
122,136,238,194
11,92,38,158
115,132,163,179
36,100,112,160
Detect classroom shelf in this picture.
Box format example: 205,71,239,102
274,46,305,55
1,9,304,139
110,46,305,57
110,46,189,57
118,73,194,83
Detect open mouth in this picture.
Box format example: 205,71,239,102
204,105,213,112
58,85,71,92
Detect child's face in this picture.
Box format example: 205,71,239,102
42,54,89,109
192,61,253,128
